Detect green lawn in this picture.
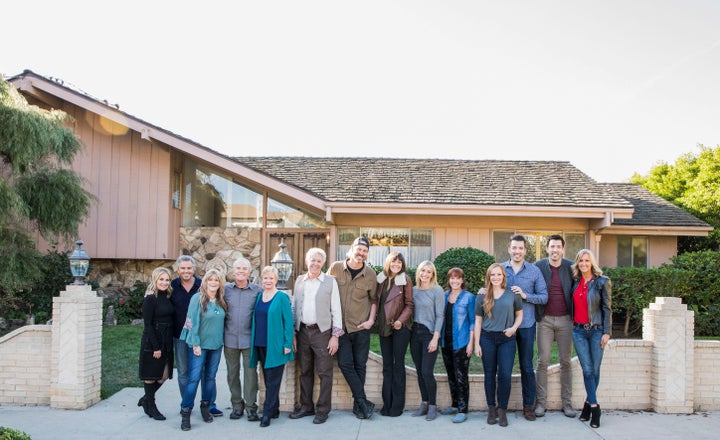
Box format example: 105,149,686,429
101,324,143,399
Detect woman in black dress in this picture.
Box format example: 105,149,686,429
138,267,175,420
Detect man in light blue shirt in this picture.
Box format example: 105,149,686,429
501,235,547,421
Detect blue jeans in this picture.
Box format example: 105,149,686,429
174,338,189,399
516,324,536,406
572,327,604,405
480,331,516,409
181,345,222,410
337,329,371,400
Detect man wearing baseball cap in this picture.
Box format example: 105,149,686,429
328,237,378,419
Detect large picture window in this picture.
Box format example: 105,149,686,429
492,231,586,263
337,227,433,268
266,197,327,228
617,236,648,268
182,160,263,227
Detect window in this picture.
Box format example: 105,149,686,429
492,230,586,263
617,236,648,268
266,197,327,228
336,227,433,268
182,160,263,227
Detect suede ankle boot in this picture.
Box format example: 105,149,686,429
487,406,497,425
412,402,428,417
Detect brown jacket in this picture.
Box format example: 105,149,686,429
376,272,414,328
328,259,378,334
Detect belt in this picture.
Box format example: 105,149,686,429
574,322,600,330
302,323,319,330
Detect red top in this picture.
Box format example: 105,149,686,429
545,265,570,316
573,277,590,324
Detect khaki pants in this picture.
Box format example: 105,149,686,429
224,346,258,411
535,314,573,406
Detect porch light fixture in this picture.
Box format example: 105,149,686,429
271,238,293,290
69,240,90,285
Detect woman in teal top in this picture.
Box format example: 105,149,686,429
179,269,227,431
250,266,294,427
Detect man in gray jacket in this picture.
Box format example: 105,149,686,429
534,235,577,418
224,257,262,421
289,248,343,425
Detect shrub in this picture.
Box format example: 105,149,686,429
111,280,147,324
604,266,693,336
434,247,495,294
0,426,32,440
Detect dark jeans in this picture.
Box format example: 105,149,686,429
480,331,516,409
516,324,537,406
572,326,604,405
379,326,411,416
256,346,285,417
337,329,371,400
441,345,470,413
410,324,439,405
297,325,334,416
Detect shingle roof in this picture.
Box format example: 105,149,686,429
235,157,633,208
603,183,711,227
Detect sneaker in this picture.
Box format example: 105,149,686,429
534,404,546,417
440,407,458,416
452,413,467,423
210,406,224,417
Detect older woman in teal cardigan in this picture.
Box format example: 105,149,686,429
250,266,294,427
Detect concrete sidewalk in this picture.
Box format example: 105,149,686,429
1,357,718,439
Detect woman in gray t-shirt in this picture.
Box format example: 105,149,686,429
473,263,523,427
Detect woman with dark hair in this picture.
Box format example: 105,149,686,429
474,263,523,427
409,260,445,421
376,251,414,417
179,268,228,431
439,267,475,423
571,249,612,429
250,266,294,427
138,267,175,421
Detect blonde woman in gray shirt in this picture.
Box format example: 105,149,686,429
409,261,445,421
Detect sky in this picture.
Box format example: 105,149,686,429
3,0,720,183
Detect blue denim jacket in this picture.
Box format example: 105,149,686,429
440,289,476,350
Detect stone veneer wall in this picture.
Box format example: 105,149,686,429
88,227,263,291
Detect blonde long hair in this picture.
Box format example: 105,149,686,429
482,263,507,318
572,249,603,279
199,269,227,313
148,267,173,298
415,260,438,289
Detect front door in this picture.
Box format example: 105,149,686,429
266,231,329,290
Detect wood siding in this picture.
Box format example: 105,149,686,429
50,104,178,259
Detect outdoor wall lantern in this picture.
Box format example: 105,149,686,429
69,240,90,285
271,238,293,290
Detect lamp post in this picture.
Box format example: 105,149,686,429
69,240,90,285
270,238,293,290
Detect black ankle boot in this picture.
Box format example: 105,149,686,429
181,408,191,431
590,405,601,428
200,401,213,423
579,402,591,421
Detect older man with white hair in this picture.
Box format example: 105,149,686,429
224,257,262,421
289,248,343,425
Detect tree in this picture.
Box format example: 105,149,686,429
0,75,93,315
631,144,720,252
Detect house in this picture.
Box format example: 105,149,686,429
9,70,712,288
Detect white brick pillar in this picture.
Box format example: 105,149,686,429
50,284,103,409
643,297,694,413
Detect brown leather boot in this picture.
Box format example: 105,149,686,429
486,406,497,425
498,408,508,427
523,405,536,421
